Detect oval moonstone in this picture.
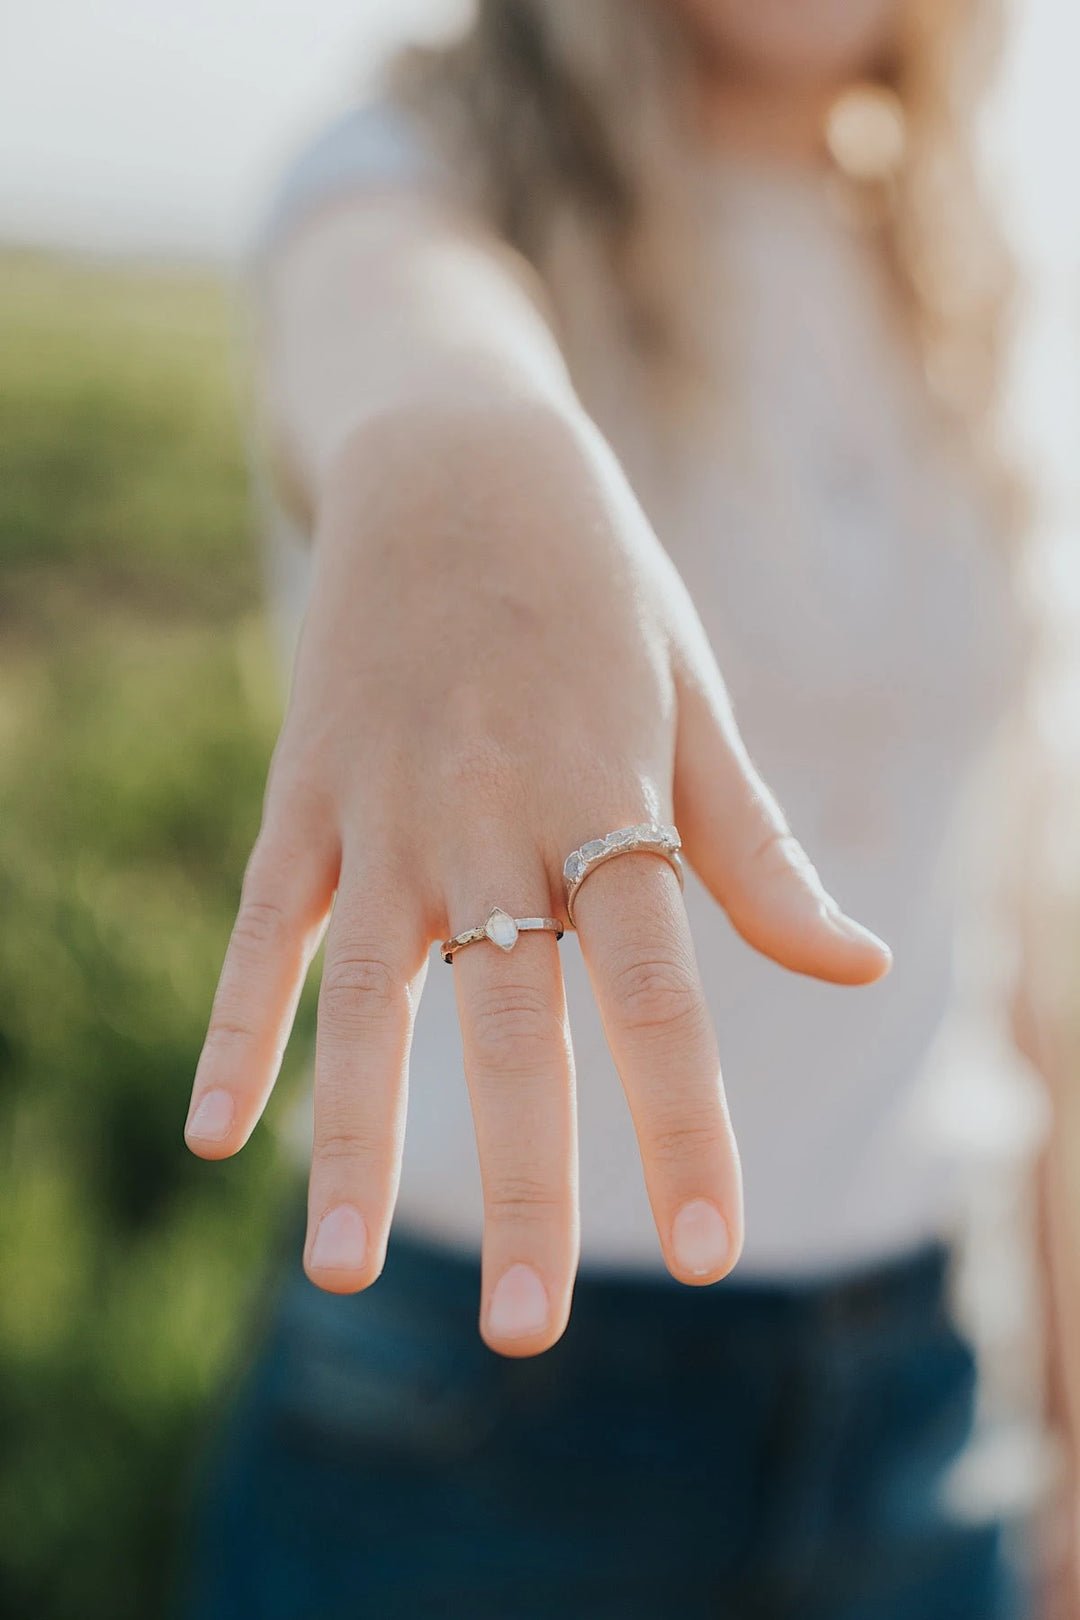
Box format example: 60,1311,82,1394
485,907,520,951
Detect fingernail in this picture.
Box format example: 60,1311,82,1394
186,1088,234,1144
309,1205,368,1272
487,1264,549,1340
672,1199,731,1278
826,909,892,962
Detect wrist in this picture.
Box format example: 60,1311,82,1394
313,390,597,560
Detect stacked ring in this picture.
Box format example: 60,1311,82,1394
563,822,683,927
442,907,564,964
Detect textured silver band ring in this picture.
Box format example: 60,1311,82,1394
563,822,684,928
442,906,564,965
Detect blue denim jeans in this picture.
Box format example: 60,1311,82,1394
180,1231,1022,1619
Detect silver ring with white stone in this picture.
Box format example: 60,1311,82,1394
563,822,684,928
441,907,564,965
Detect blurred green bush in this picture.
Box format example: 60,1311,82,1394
0,253,315,1619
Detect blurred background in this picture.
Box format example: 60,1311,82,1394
0,1,1078,1616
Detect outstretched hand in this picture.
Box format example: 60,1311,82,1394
184,399,890,1356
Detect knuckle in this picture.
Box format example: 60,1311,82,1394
231,896,289,954
749,829,819,891
611,953,704,1037
645,1108,726,1166
467,983,562,1074
485,1174,565,1225
202,1015,258,1058
437,726,519,808
723,826,825,928
320,954,399,1028
314,1123,382,1169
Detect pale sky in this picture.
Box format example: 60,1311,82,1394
0,0,1073,268
0,0,467,259
0,0,1076,540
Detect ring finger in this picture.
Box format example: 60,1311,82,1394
572,839,743,1285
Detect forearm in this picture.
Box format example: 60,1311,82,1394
257,192,582,515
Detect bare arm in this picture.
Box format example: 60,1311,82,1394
186,189,890,1356
257,192,576,512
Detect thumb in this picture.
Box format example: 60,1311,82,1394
672,667,892,987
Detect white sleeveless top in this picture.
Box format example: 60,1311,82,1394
255,103,1026,1280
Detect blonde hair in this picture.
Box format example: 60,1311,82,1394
391,0,1017,515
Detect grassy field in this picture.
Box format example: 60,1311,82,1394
0,252,317,1618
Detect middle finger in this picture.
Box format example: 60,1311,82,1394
446,840,578,1358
